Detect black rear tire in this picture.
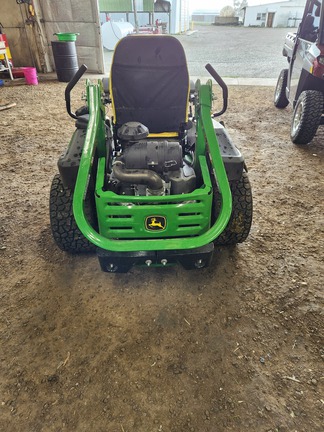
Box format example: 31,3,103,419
290,90,323,145
274,69,289,108
214,172,253,246
49,174,96,253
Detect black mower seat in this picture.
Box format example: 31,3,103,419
110,35,190,136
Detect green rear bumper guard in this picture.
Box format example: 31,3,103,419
72,80,232,253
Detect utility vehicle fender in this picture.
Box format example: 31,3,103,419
283,32,296,62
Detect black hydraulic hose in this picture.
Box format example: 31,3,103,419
112,161,163,191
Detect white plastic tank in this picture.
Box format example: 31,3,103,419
101,21,134,51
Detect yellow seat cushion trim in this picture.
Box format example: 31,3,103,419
148,132,179,138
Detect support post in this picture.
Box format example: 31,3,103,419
133,0,139,33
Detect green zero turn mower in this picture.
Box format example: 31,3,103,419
49,35,252,272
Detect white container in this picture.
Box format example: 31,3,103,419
101,21,134,51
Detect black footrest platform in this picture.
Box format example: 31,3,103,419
97,243,214,273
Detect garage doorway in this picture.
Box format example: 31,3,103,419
267,12,275,28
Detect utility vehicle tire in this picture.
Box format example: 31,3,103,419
214,172,252,246
49,174,96,253
274,69,289,108
290,90,323,145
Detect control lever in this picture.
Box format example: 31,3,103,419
205,63,228,117
65,64,88,119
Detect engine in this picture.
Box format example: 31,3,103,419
107,122,196,196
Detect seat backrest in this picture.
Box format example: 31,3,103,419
110,35,190,135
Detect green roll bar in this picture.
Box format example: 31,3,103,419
73,80,232,252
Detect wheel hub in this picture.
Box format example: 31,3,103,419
292,101,304,135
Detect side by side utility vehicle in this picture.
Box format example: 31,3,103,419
274,0,324,144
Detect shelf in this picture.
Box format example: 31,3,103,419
0,43,13,80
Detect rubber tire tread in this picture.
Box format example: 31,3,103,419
49,174,96,253
291,90,323,145
274,69,289,108
214,172,253,246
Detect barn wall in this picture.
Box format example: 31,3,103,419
0,0,41,69
0,0,104,74
40,0,104,73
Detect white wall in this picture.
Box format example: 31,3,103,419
275,5,305,26
170,0,190,33
244,1,305,27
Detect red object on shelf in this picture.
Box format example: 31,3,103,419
11,67,25,78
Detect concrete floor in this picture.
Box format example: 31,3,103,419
103,25,292,81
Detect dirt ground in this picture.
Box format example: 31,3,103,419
0,77,323,432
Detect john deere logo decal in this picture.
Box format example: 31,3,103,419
145,216,166,231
